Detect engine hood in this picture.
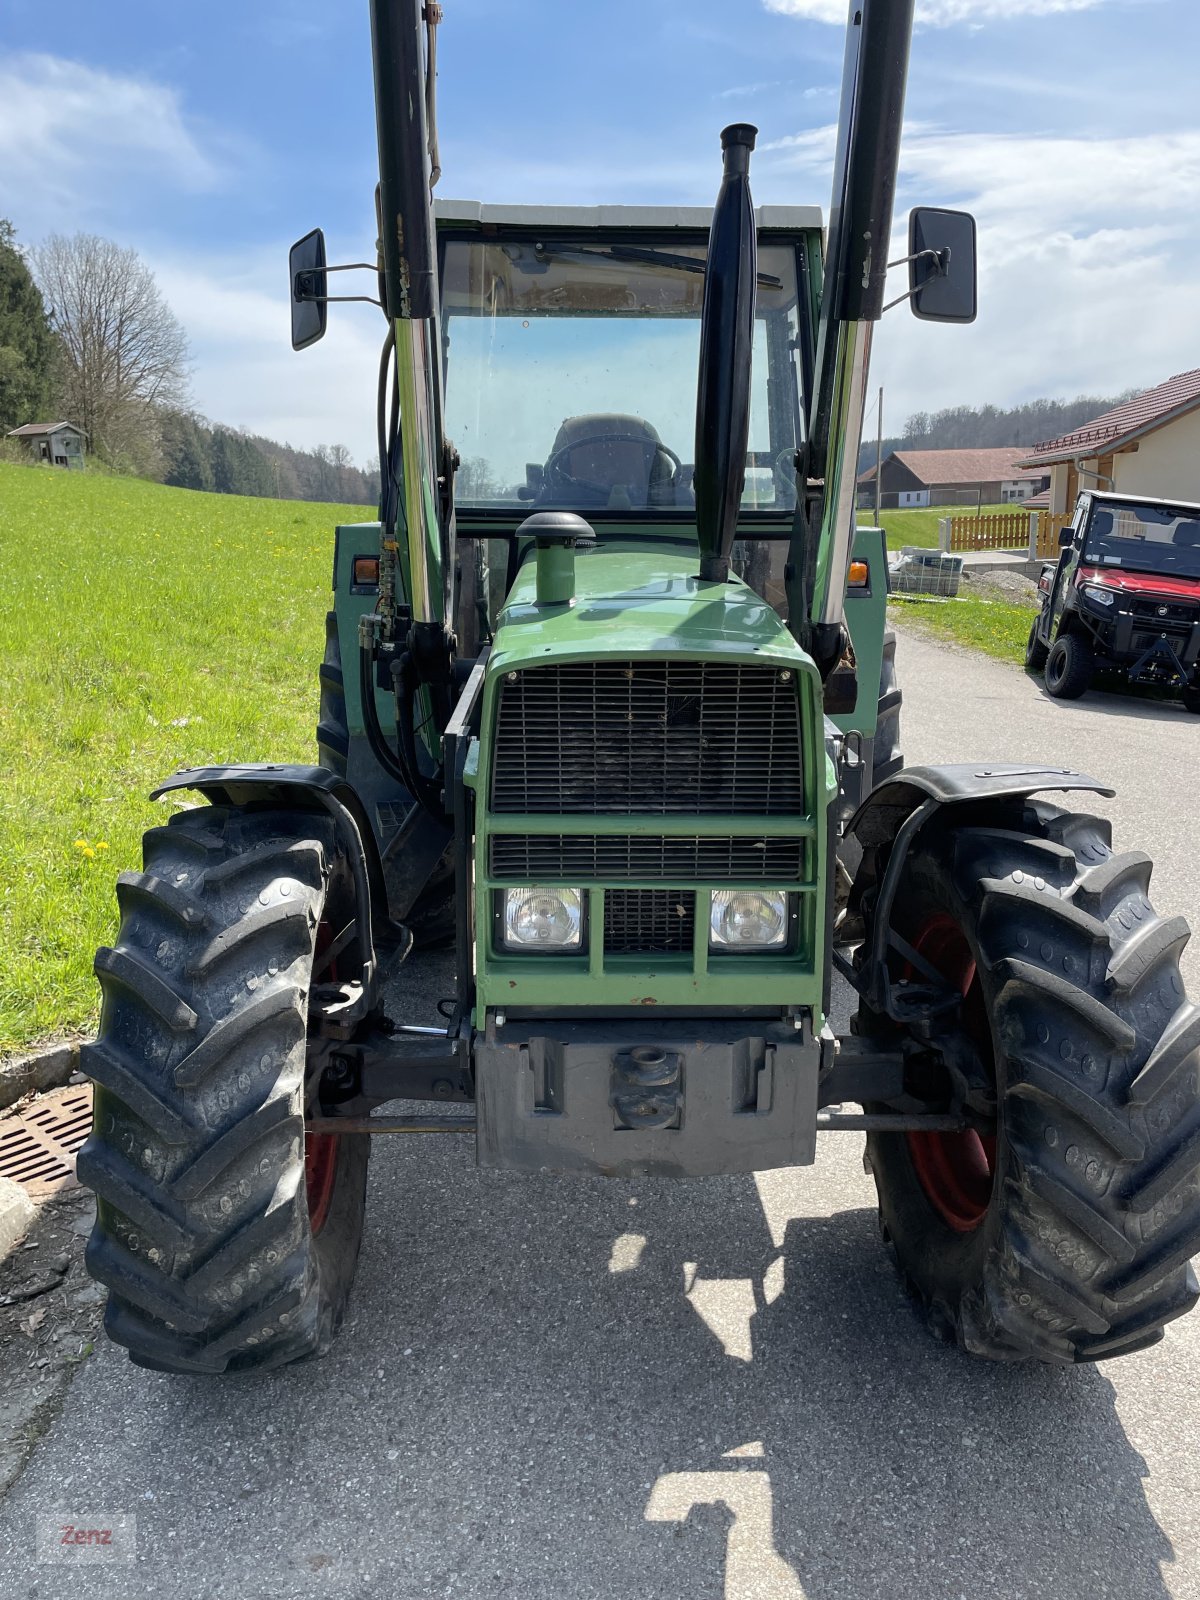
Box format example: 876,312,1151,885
488,544,811,675
1078,565,1200,604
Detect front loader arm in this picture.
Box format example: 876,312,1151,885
370,0,452,641
787,0,913,674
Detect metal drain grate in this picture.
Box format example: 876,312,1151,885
0,1084,92,1198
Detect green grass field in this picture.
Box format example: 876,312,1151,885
0,467,1036,1055
857,503,1017,550
888,593,1034,662
0,462,372,1056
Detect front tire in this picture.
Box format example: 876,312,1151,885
1025,616,1049,672
1182,683,1200,715
1044,632,1093,699
77,806,369,1373
859,801,1200,1363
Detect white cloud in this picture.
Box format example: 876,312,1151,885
766,0,1113,25
150,254,383,463
857,124,1200,430
0,54,222,234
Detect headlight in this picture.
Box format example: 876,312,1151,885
1083,584,1115,607
710,890,788,951
501,886,583,950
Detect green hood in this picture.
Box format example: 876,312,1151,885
490,544,811,674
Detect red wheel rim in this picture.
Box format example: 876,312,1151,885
304,1131,338,1235
304,920,340,1236
905,912,996,1233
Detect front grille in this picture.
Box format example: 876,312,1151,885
490,834,807,882
491,661,803,815
1129,597,1198,626
604,890,695,955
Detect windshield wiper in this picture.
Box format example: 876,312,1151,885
526,242,783,291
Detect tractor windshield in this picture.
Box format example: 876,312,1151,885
1085,502,1200,580
439,234,806,517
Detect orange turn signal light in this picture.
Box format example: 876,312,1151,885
353,555,380,587
848,560,870,588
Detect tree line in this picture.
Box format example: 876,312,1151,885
0,218,376,505
0,214,1146,506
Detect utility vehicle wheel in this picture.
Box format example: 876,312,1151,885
318,609,454,944
77,806,369,1373
859,800,1200,1363
1024,617,1049,672
1183,684,1200,715
1044,633,1093,699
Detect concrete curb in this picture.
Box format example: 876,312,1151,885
0,1041,83,1115
0,1174,36,1262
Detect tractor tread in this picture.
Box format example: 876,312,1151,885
860,799,1200,1364
1129,1003,1200,1106
94,947,198,1034
78,806,368,1374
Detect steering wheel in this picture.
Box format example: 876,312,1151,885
543,432,683,503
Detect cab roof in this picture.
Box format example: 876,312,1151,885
1083,489,1200,516
433,199,823,233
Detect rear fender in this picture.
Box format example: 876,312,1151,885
840,763,1114,1020
150,764,405,1015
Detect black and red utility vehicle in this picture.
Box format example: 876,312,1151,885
1027,490,1200,709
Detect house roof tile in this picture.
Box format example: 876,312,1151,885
5,421,83,438
859,446,1042,487
1016,369,1200,467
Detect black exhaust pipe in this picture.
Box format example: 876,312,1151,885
694,123,758,585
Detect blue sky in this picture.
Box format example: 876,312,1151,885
1,0,1197,464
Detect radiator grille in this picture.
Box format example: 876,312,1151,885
491,661,803,815
604,890,695,955
490,834,806,882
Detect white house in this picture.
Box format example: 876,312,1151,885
1016,369,1200,513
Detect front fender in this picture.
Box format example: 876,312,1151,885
150,764,404,1009
840,764,1115,1017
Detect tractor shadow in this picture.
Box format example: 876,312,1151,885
123,1139,1178,1600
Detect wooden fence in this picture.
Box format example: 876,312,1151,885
941,513,1030,552
1033,512,1073,559
936,509,1075,560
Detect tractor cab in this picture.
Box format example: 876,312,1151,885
435,201,821,529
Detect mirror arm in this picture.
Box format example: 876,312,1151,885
879,247,950,315
295,262,385,310
303,294,384,309
880,283,924,316
886,246,947,272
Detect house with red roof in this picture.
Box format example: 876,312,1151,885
857,446,1046,511
1016,368,1200,516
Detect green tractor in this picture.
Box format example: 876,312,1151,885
78,0,1200,1373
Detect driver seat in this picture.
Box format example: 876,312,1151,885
548,413,678,506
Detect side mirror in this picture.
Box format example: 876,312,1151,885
1059,525,1074,549
289,228,328,351
908,207,977,324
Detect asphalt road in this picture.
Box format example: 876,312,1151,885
2,625,1198,1599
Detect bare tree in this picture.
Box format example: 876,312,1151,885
33,233,189,474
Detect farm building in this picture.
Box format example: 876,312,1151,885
857,447,1045,510
6,421,86,469
1016,369,1200,513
